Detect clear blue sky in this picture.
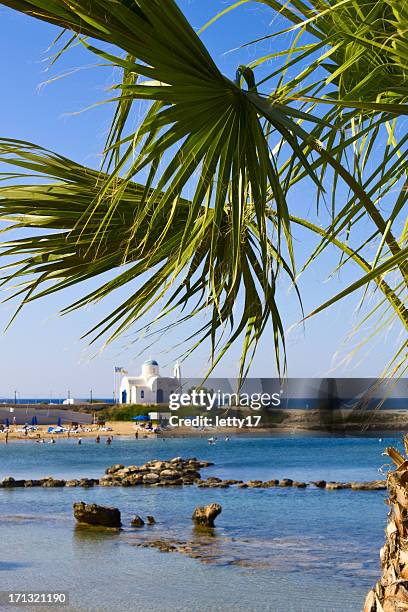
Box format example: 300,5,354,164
0,1,401,398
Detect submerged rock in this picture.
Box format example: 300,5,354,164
136,540,178,553
147,515,156,525
192,503,222,527
73,502,121,528
131,515,145,527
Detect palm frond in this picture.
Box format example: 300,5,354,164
0,139,295,377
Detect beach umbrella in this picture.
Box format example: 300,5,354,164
132,415,149,421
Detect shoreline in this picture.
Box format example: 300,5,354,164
0,422,406,443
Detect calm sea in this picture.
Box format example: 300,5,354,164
0,435,401,611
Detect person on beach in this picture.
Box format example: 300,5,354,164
95,435,100,443
5,431,8,444
135,431,138,439
78,437,82,445
106,436,112,445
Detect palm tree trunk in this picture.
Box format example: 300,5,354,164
365,448,408,611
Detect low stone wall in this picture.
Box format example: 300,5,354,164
0,406,94,425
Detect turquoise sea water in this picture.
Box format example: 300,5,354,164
0,435,402,611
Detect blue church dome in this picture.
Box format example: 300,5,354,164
144,359,159,366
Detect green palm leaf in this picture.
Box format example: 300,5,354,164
0,139,296,376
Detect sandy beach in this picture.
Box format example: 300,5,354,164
0,422,280,442
0,421,148,442
1,408,408,442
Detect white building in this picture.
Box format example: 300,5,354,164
119,360,181,405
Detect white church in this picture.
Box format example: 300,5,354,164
119,359,181,405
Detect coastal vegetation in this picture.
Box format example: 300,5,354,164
0,0,405,379
95,403,154,422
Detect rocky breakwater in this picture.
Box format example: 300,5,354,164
0,457,386,491
99,457,213,487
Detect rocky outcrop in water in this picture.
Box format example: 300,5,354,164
131,515,145,527
325,482,350,490
42,478,66,487
24,479,41,487
66,479,79,487
73,502,122,528
2,477,25,487
351,480,386,491
279,478,293,487
100,457,208,487
192,503,222,527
